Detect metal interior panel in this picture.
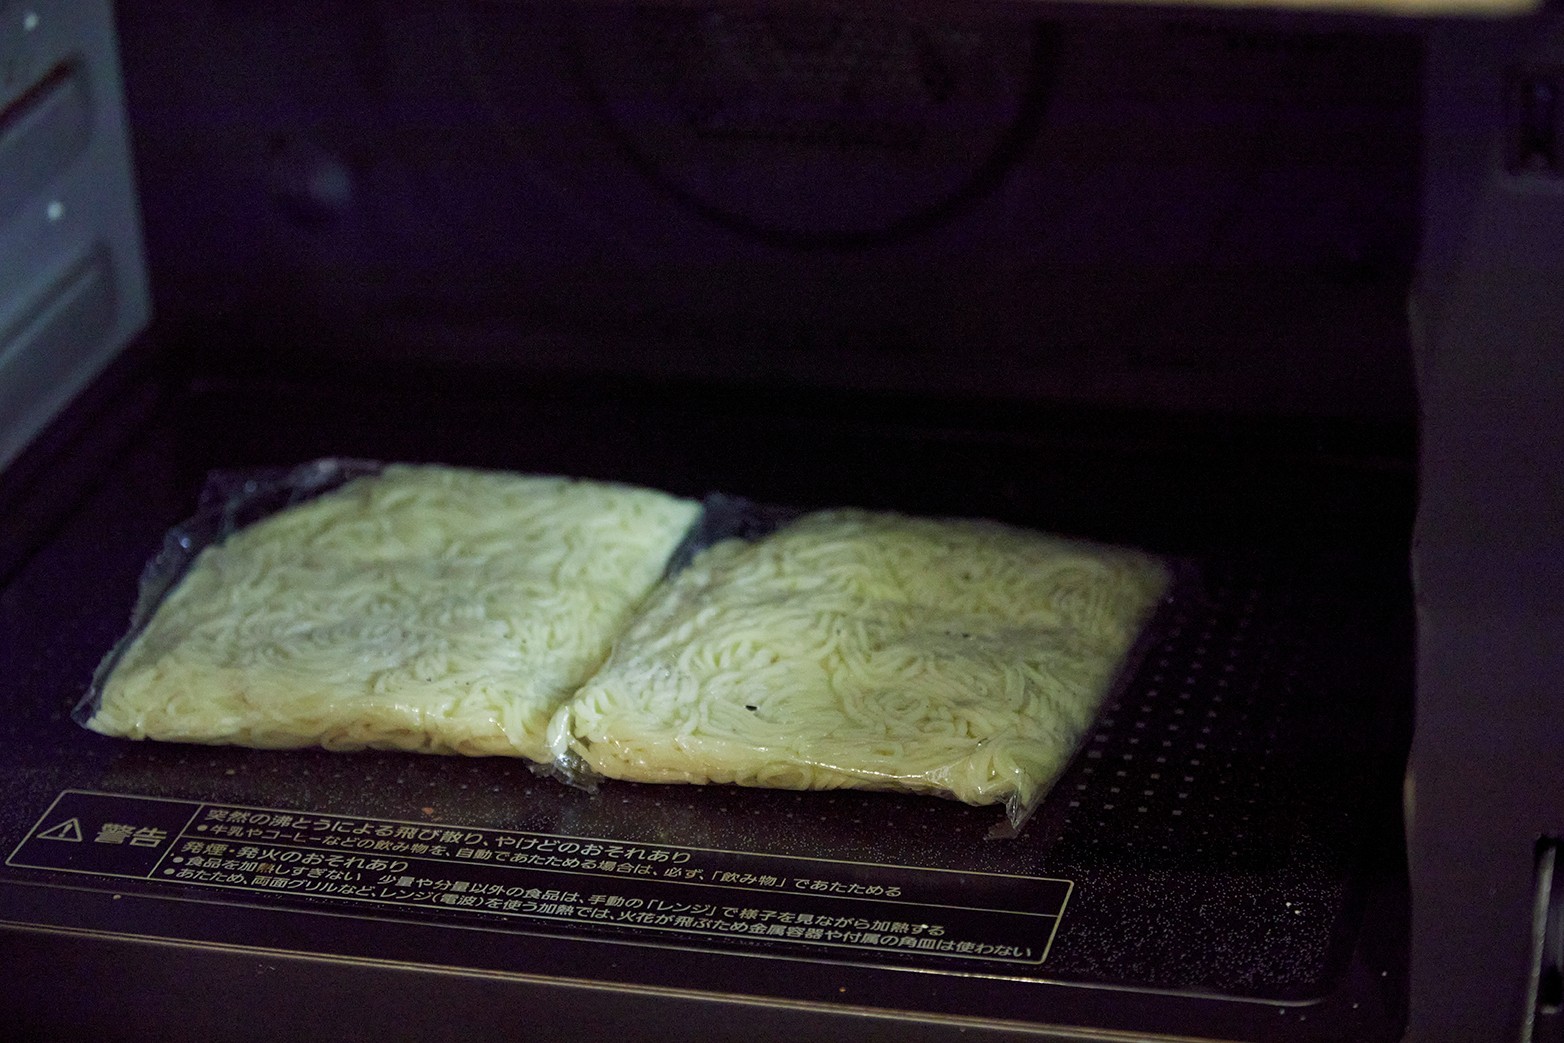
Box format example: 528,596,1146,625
0,60,91,224
1410,12,1564,1043
0,0,149,474
0,245,116,436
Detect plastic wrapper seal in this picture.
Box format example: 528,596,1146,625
547,497,1177,836
75,459,703,764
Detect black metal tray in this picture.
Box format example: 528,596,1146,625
0,352,1413,1042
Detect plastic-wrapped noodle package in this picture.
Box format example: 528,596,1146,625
79,461,700,762
549,507,1171,829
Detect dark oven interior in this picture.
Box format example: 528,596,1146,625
0,2,1434,1041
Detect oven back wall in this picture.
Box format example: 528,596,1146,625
114,0,1421,421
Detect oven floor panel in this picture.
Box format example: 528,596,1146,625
0,374,1411,1042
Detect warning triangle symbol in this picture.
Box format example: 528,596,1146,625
37,817,84,842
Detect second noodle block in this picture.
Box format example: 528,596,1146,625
551,509,1170,817
87,464,700,761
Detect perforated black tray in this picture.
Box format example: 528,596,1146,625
0,359,1412,1042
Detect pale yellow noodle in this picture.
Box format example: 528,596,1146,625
552,509,1169,811
89,464,699,761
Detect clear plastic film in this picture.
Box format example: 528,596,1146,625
548,496,1178,836
78,467,1176,837
75,459,703,765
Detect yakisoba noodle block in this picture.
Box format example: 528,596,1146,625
87,464,699,761
550,509,1169,819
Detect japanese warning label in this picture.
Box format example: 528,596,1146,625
8,790,1071,967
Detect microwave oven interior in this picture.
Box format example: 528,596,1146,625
1,2,1560,1041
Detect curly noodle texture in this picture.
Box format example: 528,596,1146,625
89,465,699,761
551,509,1168,812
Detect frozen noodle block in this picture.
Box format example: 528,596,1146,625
87,465,700,761
551,509,1169,821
